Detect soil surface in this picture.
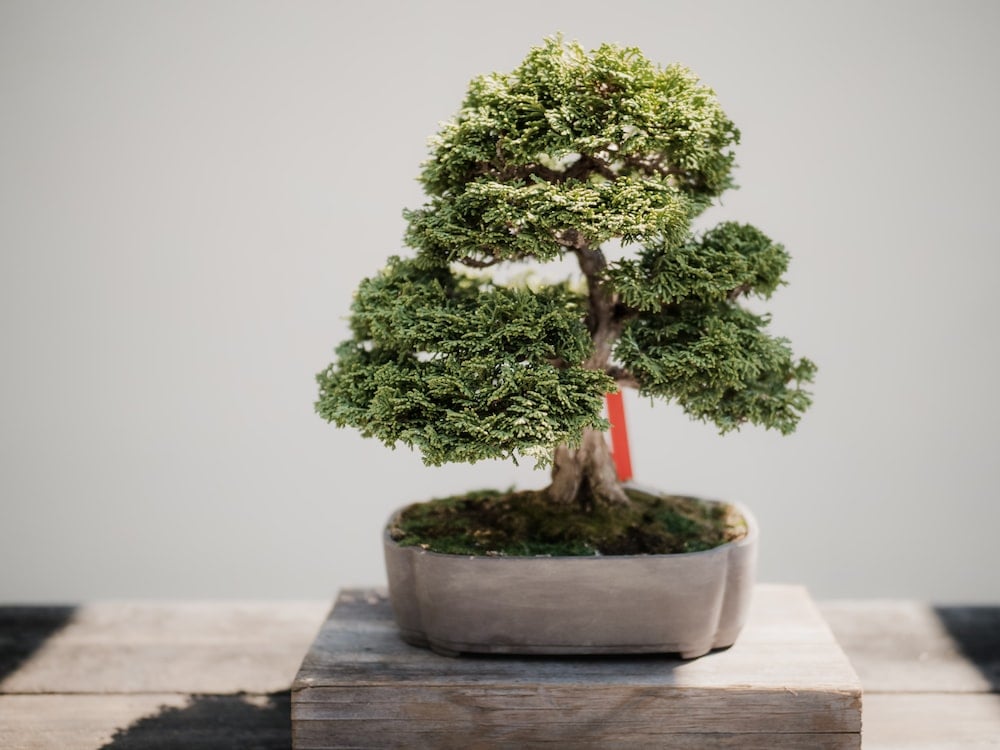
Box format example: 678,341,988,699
389,487,747,556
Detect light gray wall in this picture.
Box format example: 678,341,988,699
2,0,998,603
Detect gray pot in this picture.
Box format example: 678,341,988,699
383,492,758,658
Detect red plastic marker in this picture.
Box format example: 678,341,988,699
605,391,633,482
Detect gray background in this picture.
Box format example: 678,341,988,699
2,1,998,603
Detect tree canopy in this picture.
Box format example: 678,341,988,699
316,37,815,471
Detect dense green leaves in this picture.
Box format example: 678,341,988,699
421,38,738,198
405,177,692,267
616,302,816,434
608,222,790,311
316,258,612,465
317,37,815,469
409,37,738,267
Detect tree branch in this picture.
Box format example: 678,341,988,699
472,152,620,187
458,256,502,268
572,244,625,373
727,283,752,301
554,228,591,249
607,366,640,389
620,153,692,182
563,154,618,182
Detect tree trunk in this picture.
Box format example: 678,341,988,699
548,427,631,509
545,238,633,510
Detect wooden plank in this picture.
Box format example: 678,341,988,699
931,605,1000,689
862,694,1000,749
294,684,860,732
819,601,997,693
293,727,861,750
292,585,862,749
0,602,329,695
295,695,1000,750
0,694,188,750
5,694,998,750
295,643,862,692
295,586,861,691
0,607,77,687
0,693,291,750
1,598,995,748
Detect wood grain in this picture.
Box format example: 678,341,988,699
820,601,1000,693
861,694,1000,749
0,694,189,750
292,585,862,749
0,693,292,750
1,597,997,748
0,601,329,695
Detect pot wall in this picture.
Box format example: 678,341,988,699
383,496,757,658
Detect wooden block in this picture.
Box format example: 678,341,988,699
292,584,862,749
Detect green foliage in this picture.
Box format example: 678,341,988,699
405,178,691,268
608,222,789,311
407,36,738,267
316,37,815,469
421,37,738,197
616,302,816,434
316,258,611,465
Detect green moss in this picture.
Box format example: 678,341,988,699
389,488,747,556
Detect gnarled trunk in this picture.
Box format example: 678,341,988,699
548,427,631,509
544,238,632,509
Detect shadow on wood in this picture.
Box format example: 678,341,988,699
0,606,77,685
934,606,1000,691
99,692,291,750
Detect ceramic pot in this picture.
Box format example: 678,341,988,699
383,493,757,658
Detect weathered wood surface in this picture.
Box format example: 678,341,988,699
0,693,292,750
820,601,1000,749
0,596,998,749
0,601,329,750
818,600,1000,693
0,601,331,694
860,694,1000,750
292,585,863,749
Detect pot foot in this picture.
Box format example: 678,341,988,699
429,642,462,658
679,643,713,659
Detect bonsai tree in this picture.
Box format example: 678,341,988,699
316,37,814,511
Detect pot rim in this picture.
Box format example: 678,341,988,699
383,483,758,561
